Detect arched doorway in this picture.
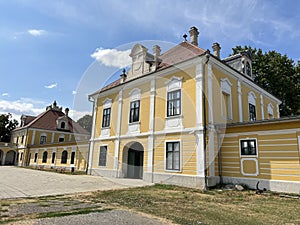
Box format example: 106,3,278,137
123,142,144,179
5,150,16,165
0,150,3,165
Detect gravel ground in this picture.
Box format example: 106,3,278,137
9,210,172,225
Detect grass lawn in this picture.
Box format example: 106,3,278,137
1,184,300,224
90,184,300,225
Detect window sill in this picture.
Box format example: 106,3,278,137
165,169,182,173
128,122,140,134
165,115,183,130
128,121,140,125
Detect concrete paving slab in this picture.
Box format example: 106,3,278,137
0,166,153,199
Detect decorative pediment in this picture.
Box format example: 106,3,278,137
129,88,141,101
102,98,112,109
166,76,183,92
221,78,232,95
248,92,257,105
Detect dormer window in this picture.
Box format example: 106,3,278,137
61,122,66,129
246,61,251,77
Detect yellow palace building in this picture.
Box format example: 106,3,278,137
88,27,300,193
11,101,90,172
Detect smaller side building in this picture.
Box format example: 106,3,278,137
11,101,90,171
220,117,300,193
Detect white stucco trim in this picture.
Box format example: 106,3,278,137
148,79,155,174
195,62,203,128
241,158,259,176
237,80,243,122
260,94,265,120
114,89,123,173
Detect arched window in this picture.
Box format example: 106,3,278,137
42,151,48,163
61,150,68,164
61,122,65,129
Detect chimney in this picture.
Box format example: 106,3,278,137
189,26,199,46
65,108,69,117
212,42,221,58
153,45,161,69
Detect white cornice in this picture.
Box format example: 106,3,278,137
209,57,282,104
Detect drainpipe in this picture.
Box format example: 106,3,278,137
87,95,97,175
203,50,210,191
217,128,223,185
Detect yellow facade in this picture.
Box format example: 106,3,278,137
220,119,300,193
88,35,299,193
11,102,90,172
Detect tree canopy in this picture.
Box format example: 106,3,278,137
0,113,18,143
77,114,92,133
231,46,300,116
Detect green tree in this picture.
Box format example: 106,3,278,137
0,113,18,142
231,46,300,116
77,114,92,133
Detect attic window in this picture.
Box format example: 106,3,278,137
61,122,66,129
246,62,251,76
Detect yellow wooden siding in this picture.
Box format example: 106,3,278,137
153,133,197,175
221,122,300,182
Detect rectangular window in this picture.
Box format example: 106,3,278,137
167,90,181,117
51,152,56,164
249,103,256,121
129,100,140,123
240,139,257,156
70,152,75,164
34,153,38,163
98,146,107,166
40,135,46,144
166,141,180,171
102,108,111,128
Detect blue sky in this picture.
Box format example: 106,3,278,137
0,0,299,121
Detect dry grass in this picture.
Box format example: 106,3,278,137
1,184,300,225
91,184,300,225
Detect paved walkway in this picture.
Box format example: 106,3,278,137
0,166,153,199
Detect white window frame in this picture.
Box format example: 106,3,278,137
267,103,274,119
220,78,233,120
128,88,141,134
239,138,258,157
165,77,183,130
101,98,112,137
40,133,47,144
164,140,182,172
248,92,257,121
58,134,65,142
98,145,108,167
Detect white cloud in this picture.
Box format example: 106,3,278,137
72,91,77,95
0,99,45,122
44,83,57,89
28,29,46,36
69,109,91,121
2,93,9,97
91,48,131,68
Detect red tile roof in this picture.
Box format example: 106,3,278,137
92,41,206,95
14,109,90,135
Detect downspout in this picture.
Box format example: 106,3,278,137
217,128,223,185
203,50,210,191
87,95,96,175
